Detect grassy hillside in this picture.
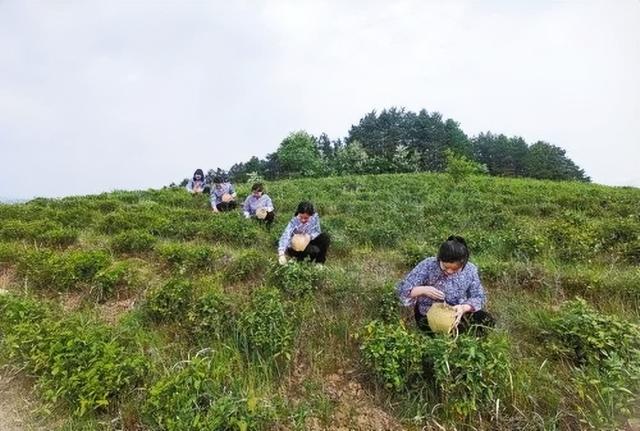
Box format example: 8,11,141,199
0,172,639,430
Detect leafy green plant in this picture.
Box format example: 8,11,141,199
359,320,425,392
92,260,143,301
0,295,147,416
111,229,157,253
266,262,323,298
145,278,193,323
186,287,235,340
239,287,294,360
224,249,270,284
143,351,274,431
156,242,224,274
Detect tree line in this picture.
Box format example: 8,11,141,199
190,107,589,185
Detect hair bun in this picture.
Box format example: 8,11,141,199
447,235,467,246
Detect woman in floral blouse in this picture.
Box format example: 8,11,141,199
396,236,494,335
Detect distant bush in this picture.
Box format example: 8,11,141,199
198,214,263,246
111,230,157,253
145,278,193,323
0,294,147,416
239,287,294,360
0,220,78,247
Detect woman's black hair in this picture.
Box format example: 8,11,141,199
251,182,264,193
213,176,224,184
437,235,469,265
193,169,204,180
295,201,315,216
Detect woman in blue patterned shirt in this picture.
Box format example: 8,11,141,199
210,176,238,213
278,201,330,265
242,182,275,227
396,236,494,335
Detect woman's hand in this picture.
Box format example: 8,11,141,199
453,304,473,325
278,254,288,265
410,285,444,301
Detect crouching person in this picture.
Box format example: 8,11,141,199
242,182,275,227
396,236,495,336
277,201,330,265
210,176,237,213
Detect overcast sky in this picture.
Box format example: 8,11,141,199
1,0,638,199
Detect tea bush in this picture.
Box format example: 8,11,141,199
266,262,323,298
0,219,78,247
92,260,143,301
0,295,147,416
143,352,274,431
198,213,264,246
111,229,157,253
186,287,235,340
223,249,270,284
423,333,512,419
156,242,225,274
359,320,425,392
145,278,193,323
540,298,640,427
239,287,294,360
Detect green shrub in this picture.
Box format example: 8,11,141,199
399,241,433,268
224,249,270,284
0,220,78,247
359,320,425,392
540,298,640,427
239,288,294,360
145,278,193,323
198,214,263,246
143,352,274,431
423,333,512,419
156,242,224,274
266,262,322,297
0,295,146,416
92,260,142,302
186,288,234,340
111,230,157,253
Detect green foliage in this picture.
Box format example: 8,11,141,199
424,334,512,419
239,288,294,360
92,260,143,301
0,295,146,416
198,213,264,246
275,130,324,177
444,149,488,182
145,279,193,323
143,351,274,431
186,287,235,340
16,249,111,291
111,229,157,253
267,262,323,297
359,320,425,391
156,242,224,273
0,219,78,247
224,249,270,284
541,298,640,427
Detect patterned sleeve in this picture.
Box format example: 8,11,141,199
278,219,295,254
263,195,274,211
464,266,486,311
186,179,194,192
396,259,432,307
308,215,322,240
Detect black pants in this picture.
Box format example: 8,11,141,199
216,201,237,212
286,233,330,263
257,211,275,228
414,303,495,337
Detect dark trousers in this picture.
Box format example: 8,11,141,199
216,201,237,212
258,211,275,228
414,303,495,337
286,233,330,263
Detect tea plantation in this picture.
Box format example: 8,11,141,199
0,172,639,430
